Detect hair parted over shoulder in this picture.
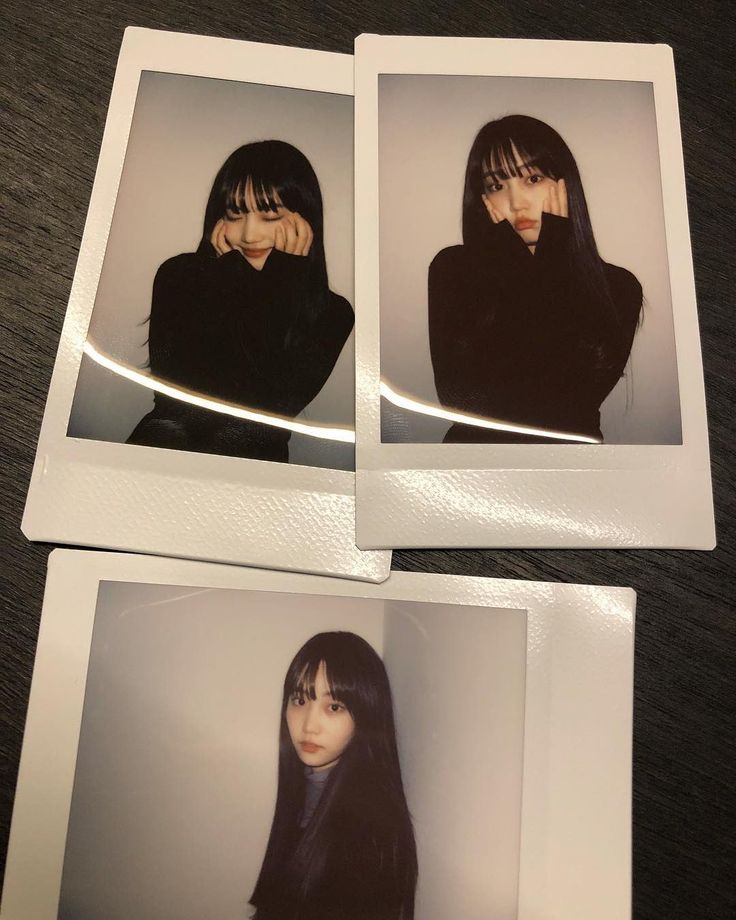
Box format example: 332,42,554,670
250,631,418,920
203,140,329,310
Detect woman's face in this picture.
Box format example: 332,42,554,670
483,143,556,251
286,661,355,772
222,178,288,270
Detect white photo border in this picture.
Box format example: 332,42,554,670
354,34,714,549
22,27,390,583
2,549,635,920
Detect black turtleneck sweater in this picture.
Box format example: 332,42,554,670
428,213,642,443
127,241,354,461
300,764,332,828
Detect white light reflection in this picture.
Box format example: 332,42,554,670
380,380,600,444
83,341,356,444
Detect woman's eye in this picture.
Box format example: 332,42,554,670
290,694,305,706
528,175,545,185
485,183,503,194
225,212,242,221
328,702,345,713
263,213,282,222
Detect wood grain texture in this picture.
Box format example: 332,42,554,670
1,2,734,917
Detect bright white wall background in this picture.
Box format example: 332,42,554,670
68,71,355,471
57,583,526,920
378,74,682,445
383,600,526,920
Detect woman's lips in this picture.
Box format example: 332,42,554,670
243,247,270,258
300,742,322,754
514,219,537,231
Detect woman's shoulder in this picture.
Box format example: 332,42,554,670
155,251,203,282
153,247,236,300
602,261,643,320
429,244,467,276
326,290,355,332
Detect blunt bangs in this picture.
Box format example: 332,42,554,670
289,658,356,710
483,132,560,184
225,177,282,215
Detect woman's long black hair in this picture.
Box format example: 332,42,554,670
203,140,330,330
250,632,418,920
462,115,629,371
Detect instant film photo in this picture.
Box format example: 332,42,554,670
354,35,714,549
2,550,635,920
22,27,389,582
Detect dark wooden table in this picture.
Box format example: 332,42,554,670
2,3,734,917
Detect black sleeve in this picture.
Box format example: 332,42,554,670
147,249,258,394
428,246,489,413
147,255,198,384
428,226,528,415
147,248,354,417
258,255,354,416
531,210,572,275
591,264,643,403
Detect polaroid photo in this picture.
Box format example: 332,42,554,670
354,34,715,549
2,549,635,920
21,27,389,582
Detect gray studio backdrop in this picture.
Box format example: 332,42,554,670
378,74,682,445
57,583,527,920
68,72,355,471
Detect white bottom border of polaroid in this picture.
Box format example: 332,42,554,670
23,442,391,582
355,460,716,549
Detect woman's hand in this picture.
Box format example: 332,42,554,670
542,178,568,218
481,193,505,224
274,211,313,257
210,218,234,257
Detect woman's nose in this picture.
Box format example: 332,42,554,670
303,703,321,734
242,213,261,242
508,181,528,211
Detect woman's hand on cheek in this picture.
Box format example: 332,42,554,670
542,179,569,218
481,193,505,225
274,212,313,257
210,219,234,257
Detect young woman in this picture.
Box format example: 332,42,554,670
250,632,417,920
127,140,354,462
429,114,643,444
